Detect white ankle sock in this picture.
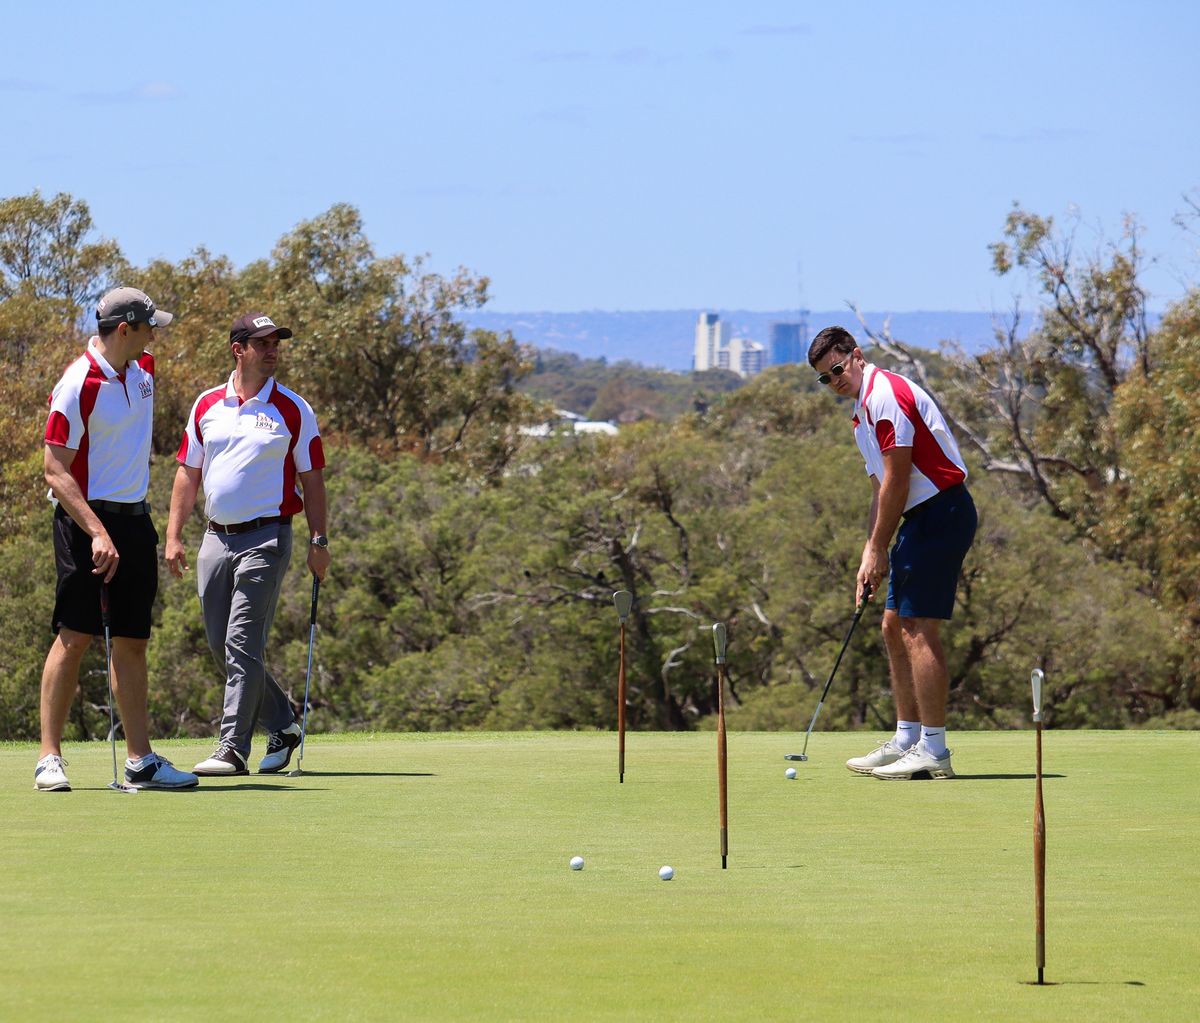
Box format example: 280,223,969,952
920,726,947,757
894,720,921,749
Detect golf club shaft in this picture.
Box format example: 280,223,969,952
717,663,728,869
794,585,871,759
296,575,320,768
618,622,626,783
100,584,118,783
1034,721,1045,982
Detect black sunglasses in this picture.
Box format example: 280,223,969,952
816,357,854,386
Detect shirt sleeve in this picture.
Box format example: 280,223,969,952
292,395,325,473
177,395,206,468
45,378,84,450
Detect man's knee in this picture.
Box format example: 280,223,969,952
54,628,95,659
899,616,942,647
881,610,903,645
112,636,149,657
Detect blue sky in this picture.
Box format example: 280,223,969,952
4,1,1197,313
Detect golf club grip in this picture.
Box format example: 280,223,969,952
1034,724,1046,970
309,575,320,626
100,583,111,628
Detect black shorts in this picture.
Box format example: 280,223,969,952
52,506,159,639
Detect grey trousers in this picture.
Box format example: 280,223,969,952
196,522,295,757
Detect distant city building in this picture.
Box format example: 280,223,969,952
768,316,809,365
696,312,768,378
694,312,730,372
718,337,766,378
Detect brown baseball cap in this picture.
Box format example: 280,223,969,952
96,287,174,328
230,312,293,343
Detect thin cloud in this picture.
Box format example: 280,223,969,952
527,50,592,63
75,81,181,103
741,24,812,36
0,77,52,93
850,132,937,145
980,128,1090,144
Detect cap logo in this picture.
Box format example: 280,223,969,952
252,316,275,329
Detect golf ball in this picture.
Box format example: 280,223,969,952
659,865,674,881
570,856,585,871
785,767,797,780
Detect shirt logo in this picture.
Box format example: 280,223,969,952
254,412,277,431
138,379,153,400
252,316,275,329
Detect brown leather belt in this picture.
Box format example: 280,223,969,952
207,515,291,535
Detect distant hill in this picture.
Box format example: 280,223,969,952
465,309,1013,371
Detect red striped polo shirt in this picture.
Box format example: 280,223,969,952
44,338,155,503
177,375,326,524
852,364,967,511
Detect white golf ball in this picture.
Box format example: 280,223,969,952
570,856,585,871
785,767,797,780
659,865,674,881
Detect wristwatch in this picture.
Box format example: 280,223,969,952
310,534,329,549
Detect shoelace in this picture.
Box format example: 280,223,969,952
212,739,241,761
39,755,68,771
265,733,285,753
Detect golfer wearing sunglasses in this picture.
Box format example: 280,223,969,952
809,326,976,780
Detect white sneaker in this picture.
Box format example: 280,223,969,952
125,752,199,789
846,739,909,775
34,754,71,792
872,744,955,780
258,722,302,774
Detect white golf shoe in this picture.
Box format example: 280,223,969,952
258,722,302,774
193,739,249,776
125,752,200,789
34,754,71,792
871,744,955,780
845,739,910,775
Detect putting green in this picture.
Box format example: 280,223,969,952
1,731,1195,1021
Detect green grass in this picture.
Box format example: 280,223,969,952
1,731,1196,1021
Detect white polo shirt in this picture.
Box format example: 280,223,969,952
852,364,967,511
177,375,325,525
44,338,154,503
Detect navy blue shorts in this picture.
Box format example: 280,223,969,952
886,485,977,620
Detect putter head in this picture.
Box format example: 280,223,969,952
286,767,303,778
613,590,633,622
108,781,138,793
783,753,808,762
712,622,727,664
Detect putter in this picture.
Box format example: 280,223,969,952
287,574,321,778
713,622,729,869
1032,667,1046,985
99,584,136,794
785,582,872,762
613,590,633,783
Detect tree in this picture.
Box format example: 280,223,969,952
264,204,543,476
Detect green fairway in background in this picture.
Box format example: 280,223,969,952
1,731,1195,1021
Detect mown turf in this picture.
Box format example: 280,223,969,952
1,731,1195,1021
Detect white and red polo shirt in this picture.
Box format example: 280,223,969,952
852,364,967,511
177,375,325,525
44,337,155,503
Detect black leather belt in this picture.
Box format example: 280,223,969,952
903,483,967,521
207,515,291,535
89,499,151,515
